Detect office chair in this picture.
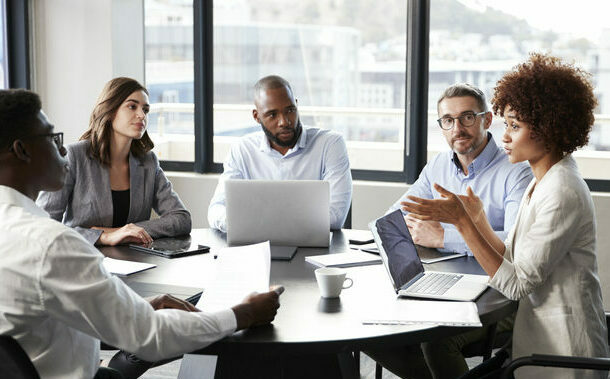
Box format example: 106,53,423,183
0,335,40,379
498,312,610,379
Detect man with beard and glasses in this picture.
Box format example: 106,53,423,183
366,83,532,379
208,75,352,232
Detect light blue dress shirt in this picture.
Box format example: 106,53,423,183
208,126,353,232
388,133,532,255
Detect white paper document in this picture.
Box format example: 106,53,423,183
305,251,382,268
102,257,156,276
363,300,481,327
196,241,270,312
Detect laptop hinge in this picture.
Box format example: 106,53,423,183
401,271,425,291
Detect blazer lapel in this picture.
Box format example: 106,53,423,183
96,159,114,227
128,153,145,223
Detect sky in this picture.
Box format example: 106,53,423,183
459,0,610,42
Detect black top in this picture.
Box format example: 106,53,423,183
111,189,130,227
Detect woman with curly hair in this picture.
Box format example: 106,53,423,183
403,53,609,378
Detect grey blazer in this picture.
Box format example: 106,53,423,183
36,140,192,244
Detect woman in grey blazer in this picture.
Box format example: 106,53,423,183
37,77,191,246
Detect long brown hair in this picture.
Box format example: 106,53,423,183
80,77,154,165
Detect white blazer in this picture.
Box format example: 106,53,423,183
490,155,609,379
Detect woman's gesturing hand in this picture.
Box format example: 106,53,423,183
401,183,471,225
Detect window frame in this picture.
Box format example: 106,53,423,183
5,0,29,89
159,0,610,193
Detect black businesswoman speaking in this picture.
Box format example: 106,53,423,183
403,53,608,378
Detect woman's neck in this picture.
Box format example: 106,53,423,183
529,150,563,183
110,133,132,167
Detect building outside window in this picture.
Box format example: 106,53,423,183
429,0,610,181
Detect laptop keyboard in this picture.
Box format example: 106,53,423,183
408,272,463,295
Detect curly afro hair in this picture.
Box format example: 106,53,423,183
492,53,597,154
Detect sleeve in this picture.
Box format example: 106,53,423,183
322,135,352,230
387,163,434,214
207,145,245,232
134,155,192,238
489,189,583,300
36,147,103,244
39,231,237,362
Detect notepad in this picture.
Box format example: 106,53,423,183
102,257,156,276
305,251,382,268
363,300,481,327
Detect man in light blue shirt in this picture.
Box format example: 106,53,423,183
389,83,532,256
208,75,352,232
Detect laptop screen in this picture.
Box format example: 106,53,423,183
374,210,424,290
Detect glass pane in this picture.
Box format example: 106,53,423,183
0,0,7,89
213,0,407,171
144,0,194,162
429,0,610,180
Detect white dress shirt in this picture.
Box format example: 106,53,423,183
208,126,352,231
490,156,608,379
0,185,236,379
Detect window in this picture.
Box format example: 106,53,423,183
212,1,408,172
144,0,195,163
429,0,610,183
0,0,7,89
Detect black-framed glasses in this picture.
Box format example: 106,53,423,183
437,111,487,130
8,132,64,151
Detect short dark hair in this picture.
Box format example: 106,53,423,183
0,89,42,150
492,53,596,154
437,83,488,113
254,75,293,102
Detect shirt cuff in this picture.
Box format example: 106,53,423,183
208,308,237,335
442,228,472,256
489,257,514,292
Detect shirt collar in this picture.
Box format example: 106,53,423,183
258,126,308,155
450,132,497,175
0,185,49,218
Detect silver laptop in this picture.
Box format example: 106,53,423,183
225,179,331,248
369,210,488,301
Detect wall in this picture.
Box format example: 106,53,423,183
167,172,610,310
30,0,144,144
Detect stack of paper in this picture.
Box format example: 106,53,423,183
305,251,382,268
197,241,270,312
102,257,156,276
363,300,481,327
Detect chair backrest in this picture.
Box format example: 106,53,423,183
0,335,40,379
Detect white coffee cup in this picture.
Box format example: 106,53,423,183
314,267,353,298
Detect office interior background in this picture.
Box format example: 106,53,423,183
3,0,610,306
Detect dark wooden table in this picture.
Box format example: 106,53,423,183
101,229,517,378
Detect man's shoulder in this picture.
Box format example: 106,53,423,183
5,207,84,250
303,127,346,151
490,151,531,178
232,130,265,151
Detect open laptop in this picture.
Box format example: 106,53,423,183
369,210,488,301
225,180,331,254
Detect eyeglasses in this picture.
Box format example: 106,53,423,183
8,132,64,151
437,111,487,130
